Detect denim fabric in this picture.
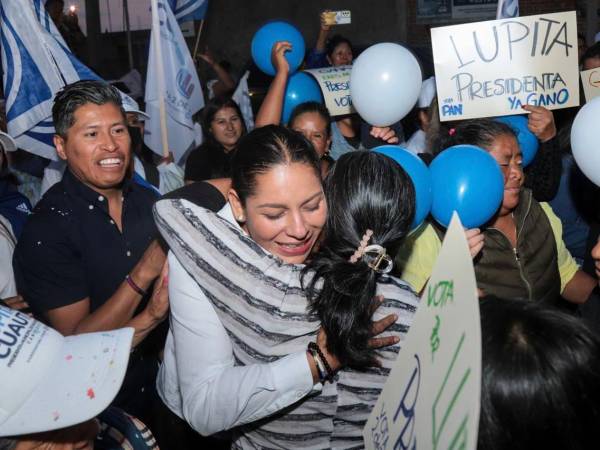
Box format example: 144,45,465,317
549,154,591,260
329,121,361,160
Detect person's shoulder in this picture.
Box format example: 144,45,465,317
189,142,219,155
129,179,161,204
24,182,75,229
161,181,226,212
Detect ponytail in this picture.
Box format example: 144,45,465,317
302,151,414,368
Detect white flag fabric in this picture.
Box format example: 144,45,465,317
0,0,137,160
496,0,519,19
144,0,204,162
232,70,254,132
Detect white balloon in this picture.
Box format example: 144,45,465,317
350,43,422,127
572,96,600,186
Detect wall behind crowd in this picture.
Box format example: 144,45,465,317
201,0,405,73
84,0,578,96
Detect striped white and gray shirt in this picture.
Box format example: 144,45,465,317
155,199,419,449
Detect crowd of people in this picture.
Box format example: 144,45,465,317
2,3,600,450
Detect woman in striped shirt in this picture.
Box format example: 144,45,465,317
156,126,419,448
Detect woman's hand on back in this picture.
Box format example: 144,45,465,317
271,41,292,76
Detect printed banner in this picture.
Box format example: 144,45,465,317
431,11,579,121
304,65,355,116
364,213,482,450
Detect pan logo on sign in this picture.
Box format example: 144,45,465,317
441,100,463,117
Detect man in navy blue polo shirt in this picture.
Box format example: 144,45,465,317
13,80,169,425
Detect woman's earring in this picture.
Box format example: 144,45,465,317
238,215,245,222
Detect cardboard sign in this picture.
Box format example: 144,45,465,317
431,11,579,121
364,213,482,450
304,65,355,116
581,68,600,102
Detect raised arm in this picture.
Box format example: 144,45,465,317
197,47,236,97
305,11,332,68
255,41,291,127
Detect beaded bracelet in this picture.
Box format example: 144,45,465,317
308,348,328,384
308,342,334,381
125,274,147,297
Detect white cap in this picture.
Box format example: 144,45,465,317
0,306,133,437
0,131,17,152
418,76,436,108
121,96,150,120
124,108,150,121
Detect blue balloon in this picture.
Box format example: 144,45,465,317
495,115,539,167
282,73,323,124
251,21,305,76
430,145,504,228
373,145,432,230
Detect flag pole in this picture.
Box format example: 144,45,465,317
192,19,205,60
150,0,170,159
123,0,134,71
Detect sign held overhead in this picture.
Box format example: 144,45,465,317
431,11,579,121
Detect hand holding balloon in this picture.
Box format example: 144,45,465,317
251,21,305,76
370,127,399,144
271,41,292,76
465,228,484,259
495,115,539,167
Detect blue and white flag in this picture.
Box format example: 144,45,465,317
0,0,137,160
496,0,519,19
32,0,66,45
144,0,204,162
168,0,208,22
232,71,254,132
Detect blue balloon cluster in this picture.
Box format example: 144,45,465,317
495,115,539,167
373,146,432,231
282,73,323,124
429,145,504,229
251,21,305,76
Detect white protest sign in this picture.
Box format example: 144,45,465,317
364,213,482,450
581,68,600,103
431,11,579,121
304,65,355,116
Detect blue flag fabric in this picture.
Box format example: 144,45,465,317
144,0,204,162
496,0,519,19
1,0,138,160
167,0,208,22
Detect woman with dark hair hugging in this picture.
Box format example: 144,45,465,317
154,126,419,449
